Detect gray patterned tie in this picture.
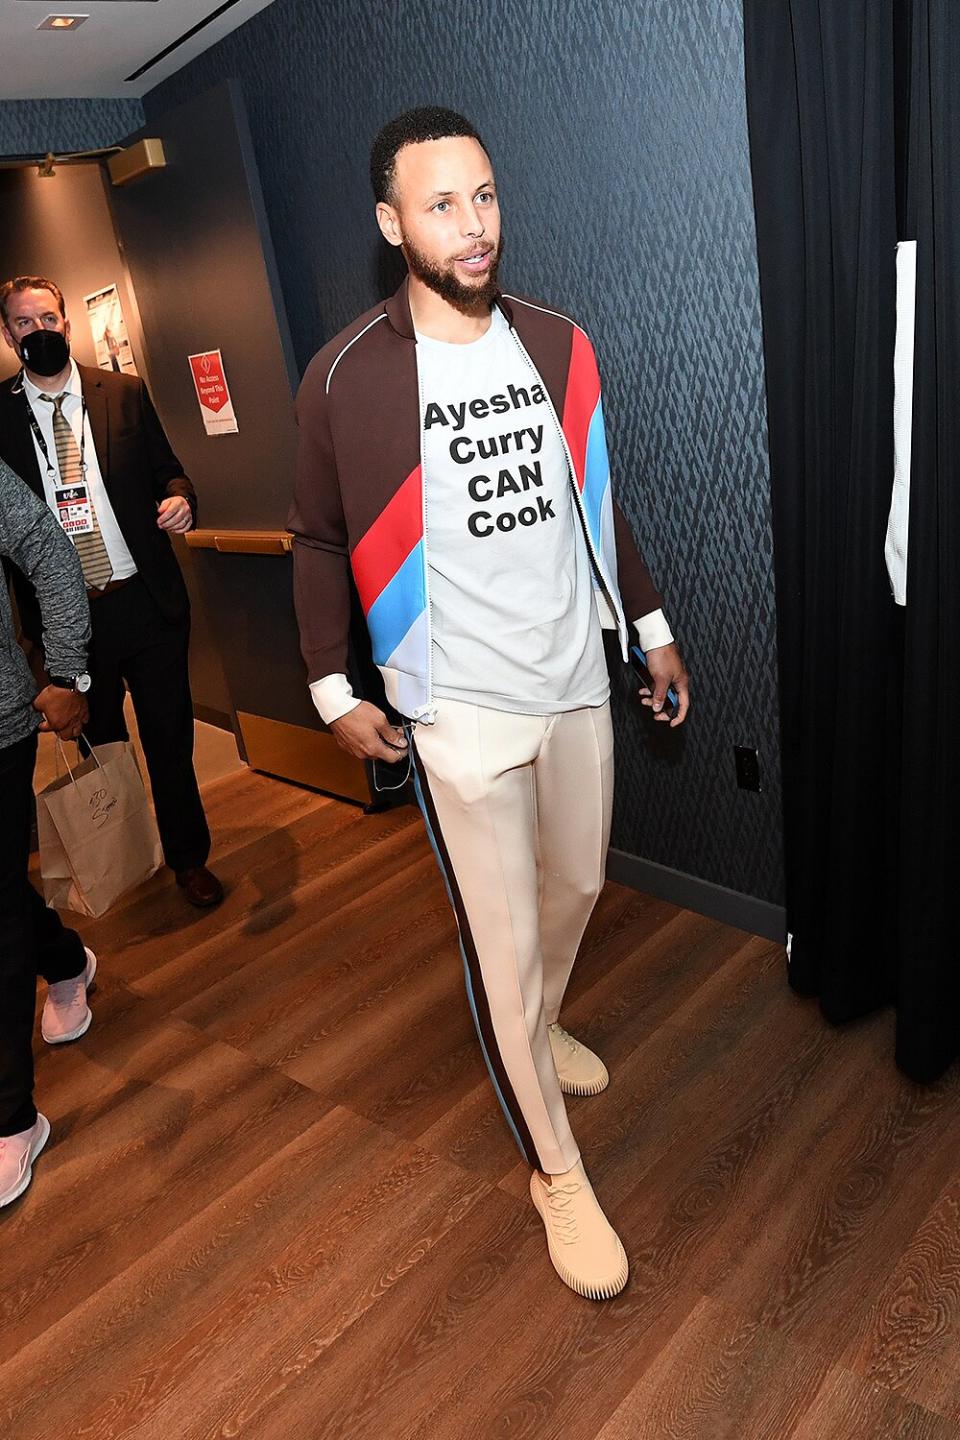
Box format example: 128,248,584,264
40,392,113,590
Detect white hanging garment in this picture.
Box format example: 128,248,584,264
885,239,918,606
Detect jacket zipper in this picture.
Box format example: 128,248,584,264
412,345,437,722
508,326,629,651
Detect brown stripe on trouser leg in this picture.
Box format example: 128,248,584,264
412,700,609,1176
411,742,542,1169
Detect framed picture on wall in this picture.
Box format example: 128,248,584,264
84,283,138,377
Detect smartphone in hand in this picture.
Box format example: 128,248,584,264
630,646,680,720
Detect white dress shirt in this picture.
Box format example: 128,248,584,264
23,360,137,581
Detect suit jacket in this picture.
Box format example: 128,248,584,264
0,363,197,646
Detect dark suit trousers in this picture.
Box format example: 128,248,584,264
1,731,86,1136
83,575,210,873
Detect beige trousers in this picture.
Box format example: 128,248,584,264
411,699,614,1175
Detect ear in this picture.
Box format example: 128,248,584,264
375,202,404,249
64,316,71,343
1,325,16,354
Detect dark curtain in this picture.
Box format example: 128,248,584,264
743,0,960,1079
895,0,960,1079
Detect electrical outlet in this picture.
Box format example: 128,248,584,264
734,746,762,793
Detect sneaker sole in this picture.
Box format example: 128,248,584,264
0,1113,51,1208
529,1171,629,1301
42,1007,93,1045
557,1068,610,1098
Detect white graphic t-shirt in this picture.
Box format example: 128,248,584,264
416,306,610,714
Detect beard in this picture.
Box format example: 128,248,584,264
403,232,504,313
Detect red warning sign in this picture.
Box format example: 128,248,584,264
188,349,238,435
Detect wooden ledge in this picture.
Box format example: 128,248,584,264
185,529,294,555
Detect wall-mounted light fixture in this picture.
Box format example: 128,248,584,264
31,141,166,186
37,14,90,29
34,146,122,179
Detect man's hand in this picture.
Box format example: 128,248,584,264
33,685,89,740
638,642,690,728
330,701,408,762
157,496,193,533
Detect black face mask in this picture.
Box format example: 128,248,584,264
19,328,70,377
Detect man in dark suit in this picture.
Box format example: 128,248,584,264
0,275,222,909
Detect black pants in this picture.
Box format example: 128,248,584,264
84,576,210,873
1,730,86,1136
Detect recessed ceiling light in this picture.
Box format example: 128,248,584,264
37,14,89,29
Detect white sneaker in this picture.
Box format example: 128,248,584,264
530,1160,629,1300
42,948,97,1045
548,1022,610,1097
0,1114,51,1208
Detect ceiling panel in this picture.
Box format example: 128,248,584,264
1,0,278,99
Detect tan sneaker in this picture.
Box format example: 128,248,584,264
42,948,97,1045
530,1160,629,1300
548,1022,609,1096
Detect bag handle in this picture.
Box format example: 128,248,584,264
55,734,105,791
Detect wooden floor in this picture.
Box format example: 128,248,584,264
5,767,960,1440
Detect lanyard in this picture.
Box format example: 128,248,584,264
24,389,88,482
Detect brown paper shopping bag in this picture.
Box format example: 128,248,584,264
36,739,163,917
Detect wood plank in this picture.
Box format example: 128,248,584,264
845,1176,960,1419
98,800,417,995
786,1366,960,1440
594,1295,825,1440
138,1181,523,1440
404,1269,700,1440
2,992,323,1363
0,1111,488,1440
703,1050,960,1360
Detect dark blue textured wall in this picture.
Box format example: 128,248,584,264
146,0,783,904
0,99,143,157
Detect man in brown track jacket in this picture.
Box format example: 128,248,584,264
290,107,689,1301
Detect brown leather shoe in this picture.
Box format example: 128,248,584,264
175,866,224,908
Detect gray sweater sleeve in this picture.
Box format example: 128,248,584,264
0,459,90,676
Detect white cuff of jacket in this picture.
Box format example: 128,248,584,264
634,608,674,654
309,608,674,726
310,672,362,726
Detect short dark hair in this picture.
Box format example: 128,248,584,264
0,275,66,326
370,107,485,204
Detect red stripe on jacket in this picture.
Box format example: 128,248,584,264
561,327,602,493
350,465,423,614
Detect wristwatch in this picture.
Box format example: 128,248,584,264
48,672,92,693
